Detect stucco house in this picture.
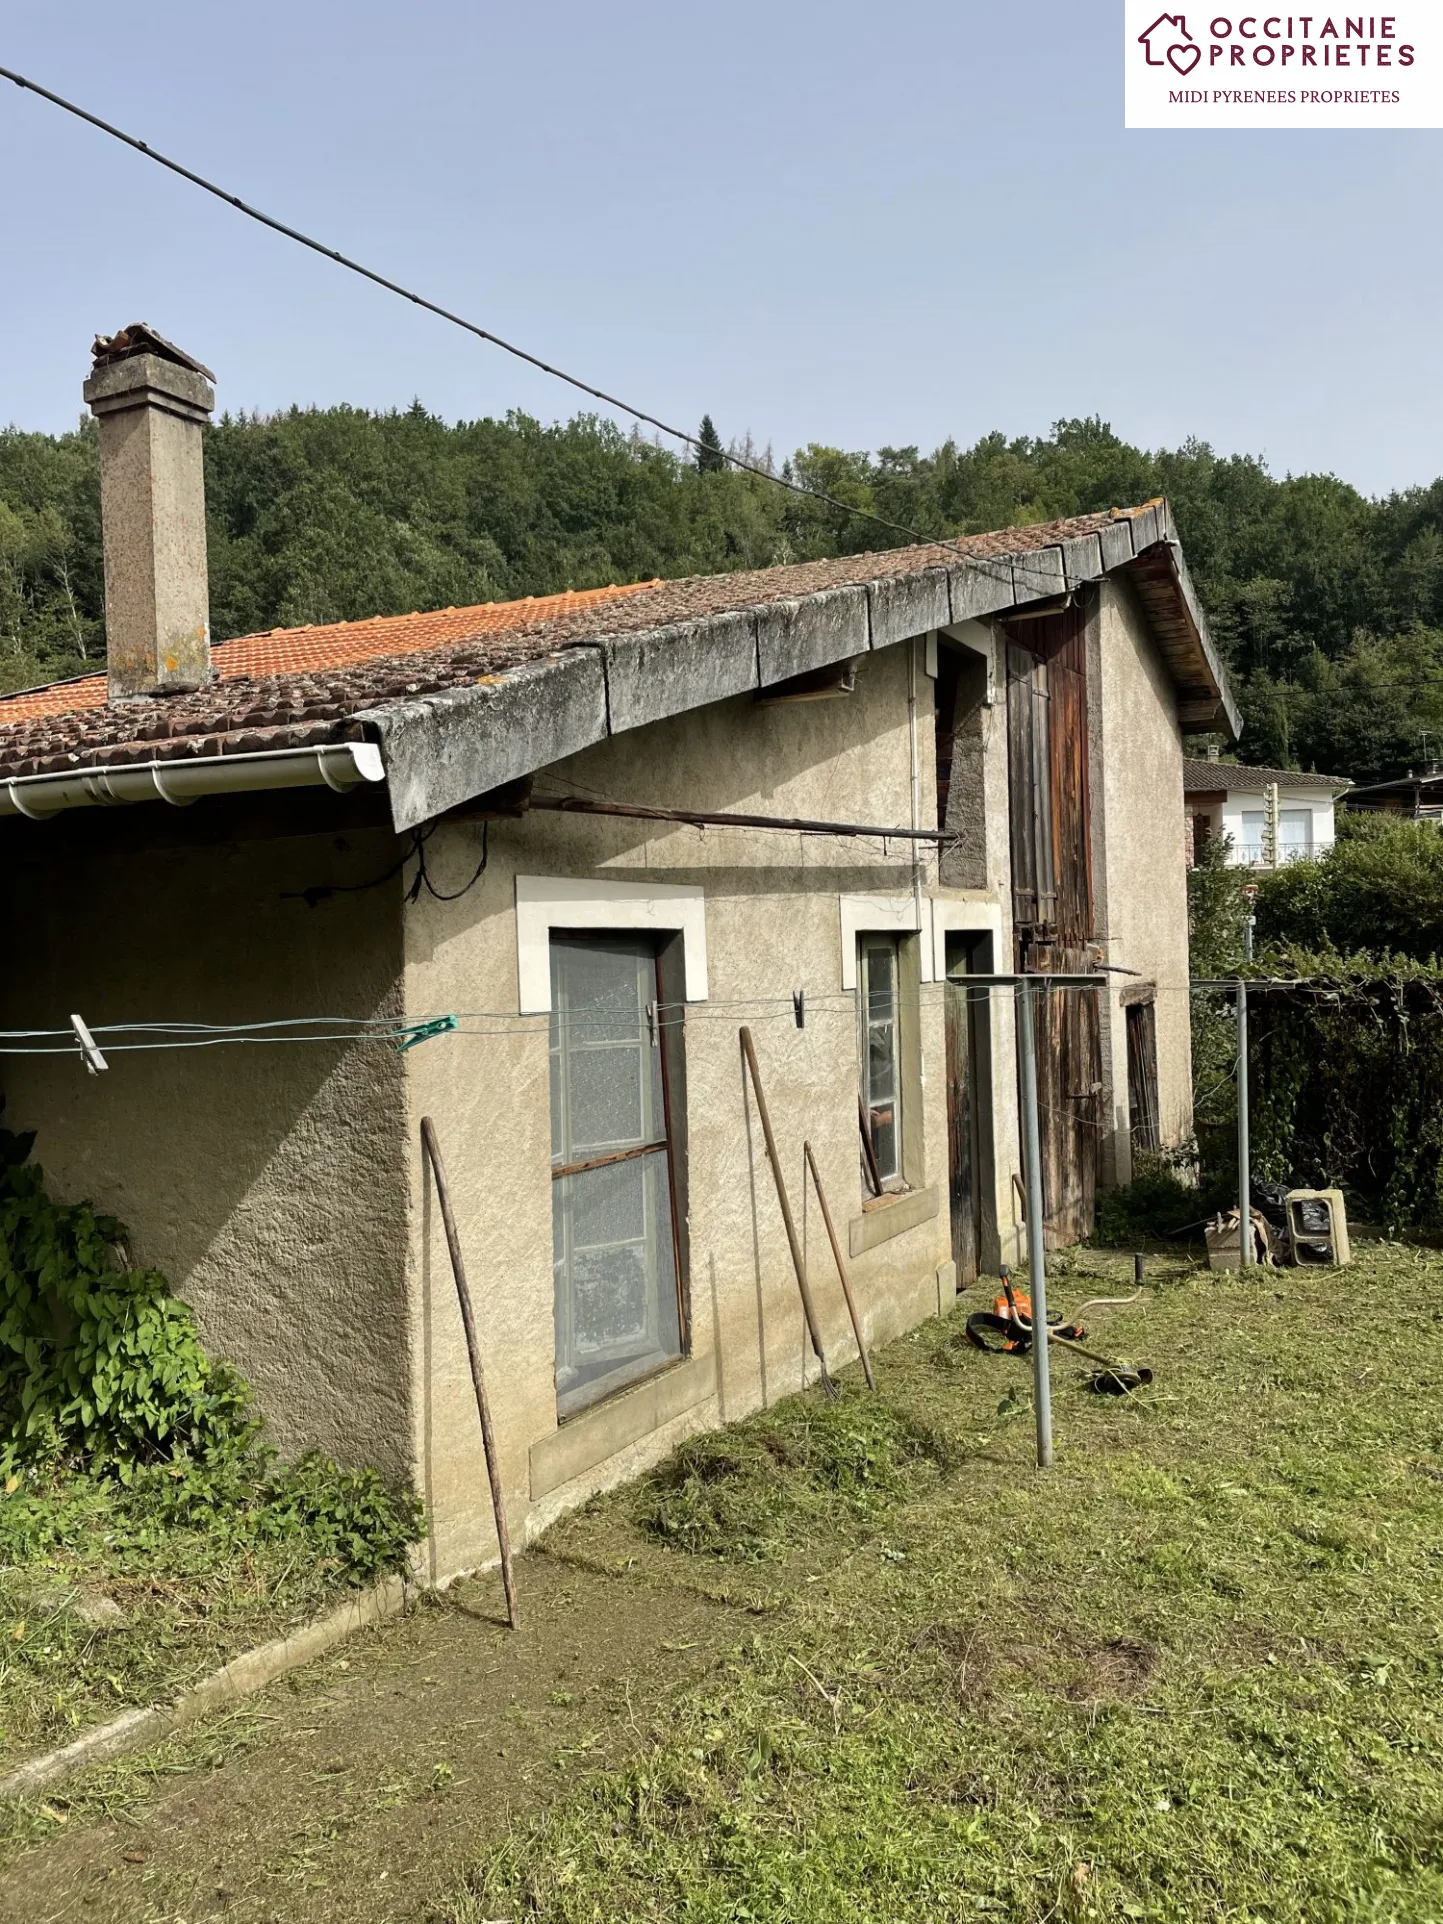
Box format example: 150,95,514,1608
0,333,1237,1580
1184,756,1350,868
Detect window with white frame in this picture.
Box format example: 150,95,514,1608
858,935,905,1190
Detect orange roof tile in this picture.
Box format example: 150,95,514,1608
0,580,660,724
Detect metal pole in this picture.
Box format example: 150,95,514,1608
420,1116,520,1629
1014,981,1053,1469
1236,980,1251,1268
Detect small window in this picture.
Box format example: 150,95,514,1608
1125,1000,1161,1155
1239,810,1266,865
858,936,905,1189
549,934,684,1418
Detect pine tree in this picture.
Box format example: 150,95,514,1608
695,415,726,475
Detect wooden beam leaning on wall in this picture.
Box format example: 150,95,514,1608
420,1117,520,1629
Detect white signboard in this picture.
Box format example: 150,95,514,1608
1125,5,1443,127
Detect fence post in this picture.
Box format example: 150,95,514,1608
1015,979,1053,1468
1236,979,1251,1268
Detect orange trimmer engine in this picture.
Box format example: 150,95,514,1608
964,1273,1086,1354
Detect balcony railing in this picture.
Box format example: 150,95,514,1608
1229,840,1332,869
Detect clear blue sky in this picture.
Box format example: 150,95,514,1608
1,0,1437,497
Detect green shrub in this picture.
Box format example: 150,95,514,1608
1241,951,1443,1229
1255,811,1443,962
1092,1152,1233,1248
0,1120,422,1585
0,1121,249,1466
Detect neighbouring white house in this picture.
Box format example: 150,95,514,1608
1183,757,1352,869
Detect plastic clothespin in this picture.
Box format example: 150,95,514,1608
793,990,805,1029
70,1014,108,1075
395,1014,459,1053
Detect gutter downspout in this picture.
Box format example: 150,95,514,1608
0,742,386,822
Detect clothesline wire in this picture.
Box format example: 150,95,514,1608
0,971,1418,1056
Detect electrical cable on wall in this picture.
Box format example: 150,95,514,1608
284,822,489,910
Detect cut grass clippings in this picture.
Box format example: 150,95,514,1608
447,1242,1443,1924
638,1389,950,1562
0,1454,414,1772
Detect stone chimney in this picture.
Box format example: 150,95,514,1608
83,324,215,701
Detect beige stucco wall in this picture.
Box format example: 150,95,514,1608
1090,578,1195,1184
0,578,1198,1579
400,640,961,1580
0,816,414,1479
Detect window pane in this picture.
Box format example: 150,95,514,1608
566,1043,646,1153
552,940,648,1044
562,1160,652,1357
860,938,903,1184
1279,810,1312,858
553,1158,680,1400
569,1152,649,1249
550,934,682,1416
866,941,895,1005
1238,810,1266,865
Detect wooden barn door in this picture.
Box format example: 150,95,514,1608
1005,601,1101,1248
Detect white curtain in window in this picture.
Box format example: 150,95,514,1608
1278,809,1313,860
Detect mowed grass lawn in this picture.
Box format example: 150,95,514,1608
447,1241,1443,1924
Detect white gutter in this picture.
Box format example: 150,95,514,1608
0,741,386,821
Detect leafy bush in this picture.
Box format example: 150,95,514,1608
1242,951,1443,1230
1187,827,1248,980
1255,812,1443,962
0,1120,421,1585
1092,1152,1234,1248
0,1122,249,1466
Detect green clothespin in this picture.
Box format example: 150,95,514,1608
396,1014,459,1053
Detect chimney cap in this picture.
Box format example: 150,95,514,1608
90,322,215,382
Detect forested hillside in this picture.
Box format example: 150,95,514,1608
4,402,1443,781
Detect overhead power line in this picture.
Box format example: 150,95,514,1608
0,64,1060,595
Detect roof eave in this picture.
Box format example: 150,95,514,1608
1122,512,1241,741
365,508,1241,833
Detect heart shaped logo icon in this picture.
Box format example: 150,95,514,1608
1167,41,1201,74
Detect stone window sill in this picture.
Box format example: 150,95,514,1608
847,1183,940,1257
529,1350,716,1500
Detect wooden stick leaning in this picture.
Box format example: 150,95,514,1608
803,1140,875,1391
420,1115,520,1629
857,1090,885,1198
739,1028,835,1397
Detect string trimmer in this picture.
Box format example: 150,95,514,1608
965,1265,1152,1393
